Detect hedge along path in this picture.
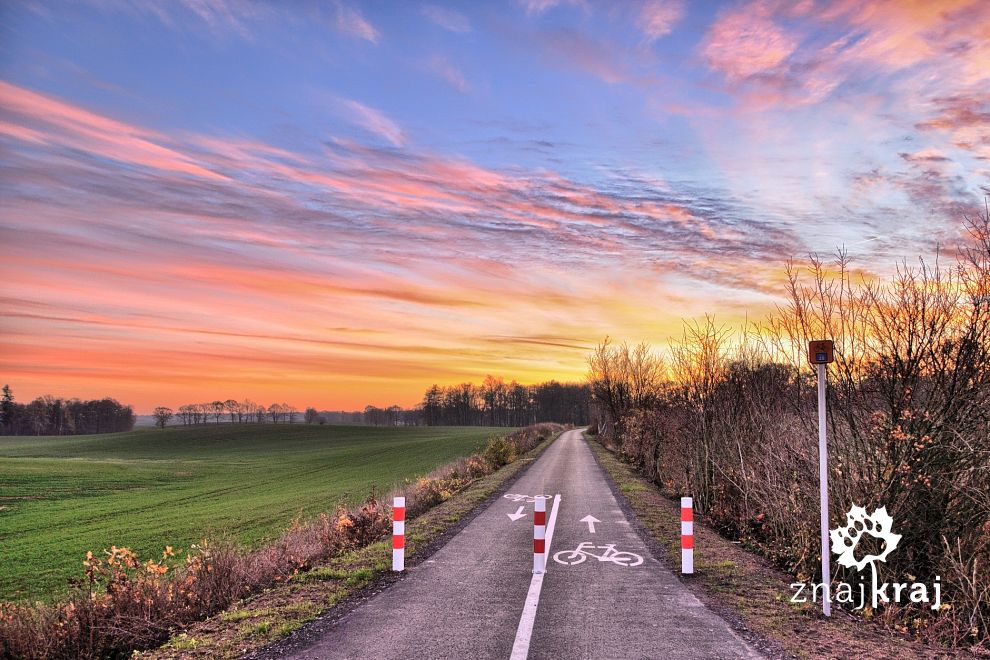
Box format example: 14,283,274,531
585,437,976,660
144,429,565,660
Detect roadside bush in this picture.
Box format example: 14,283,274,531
333,492,391,549
482,435,516,469
589,212,990,649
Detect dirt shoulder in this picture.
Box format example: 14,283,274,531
586,436,979,660
142,432,562,660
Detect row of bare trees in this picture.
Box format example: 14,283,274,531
589,212,990,647
152,400,300,428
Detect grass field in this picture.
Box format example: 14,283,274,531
0,424,500,601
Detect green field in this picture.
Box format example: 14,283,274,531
0,424,499,601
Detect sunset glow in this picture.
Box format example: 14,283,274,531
1,0,988,411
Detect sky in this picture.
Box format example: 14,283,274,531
1,0,988,412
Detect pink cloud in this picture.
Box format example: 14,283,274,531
915,93,990,161
340,99,405,147
539,28,629,84
0,81,224,180
701,2,798,82
638,0,685,41
424,55,470,93
699,0,990,112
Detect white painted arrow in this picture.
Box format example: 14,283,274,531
507,505,526,522
580,515,601,533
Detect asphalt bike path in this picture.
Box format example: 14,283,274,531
278,429,760,659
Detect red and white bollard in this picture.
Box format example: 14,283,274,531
533,496,546,574
681,496,693,574
393,496,405,572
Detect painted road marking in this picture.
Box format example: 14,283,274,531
580,514,600,533
504,493,552,503
509,493,561,660
552,542,643,567
507,505,526,522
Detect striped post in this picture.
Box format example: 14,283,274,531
392,496,405,572
533,496,546,574
681,496,694,574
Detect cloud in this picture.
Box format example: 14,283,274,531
48,0,271,40
537,28,629,84
176,0,255,39
637,0,685,41
424,55,470,93
915,93,990,161
701,1,798,82
697,0,990,111
517,0,586,16
421,4,470,33
899,148,950,163
339,99,405,146
10,0,990,411
518,0,561,14
0,81,224,180
332,0,379,43
0,82,809,410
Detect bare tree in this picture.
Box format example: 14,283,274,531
224,399,238,424
153,406,173,430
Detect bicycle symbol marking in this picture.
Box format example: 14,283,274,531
552,542,644,567
503,493,552,503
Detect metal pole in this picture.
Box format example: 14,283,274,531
817,362,831,617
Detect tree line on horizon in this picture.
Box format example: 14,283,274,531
0,374,590,434
153,378,590,429
0,385,135,436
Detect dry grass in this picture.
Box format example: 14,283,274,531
589,438,983,659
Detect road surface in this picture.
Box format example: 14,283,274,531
275,429,760,659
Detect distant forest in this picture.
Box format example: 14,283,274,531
0,385,135,436
420,378,590,426
342,378,590,427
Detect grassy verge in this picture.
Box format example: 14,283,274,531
587,437,978,660
141,428,563,659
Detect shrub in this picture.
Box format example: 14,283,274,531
482,435,516,470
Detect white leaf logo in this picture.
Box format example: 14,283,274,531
830,505,901,572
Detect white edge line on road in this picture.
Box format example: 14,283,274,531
509,493,561,660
